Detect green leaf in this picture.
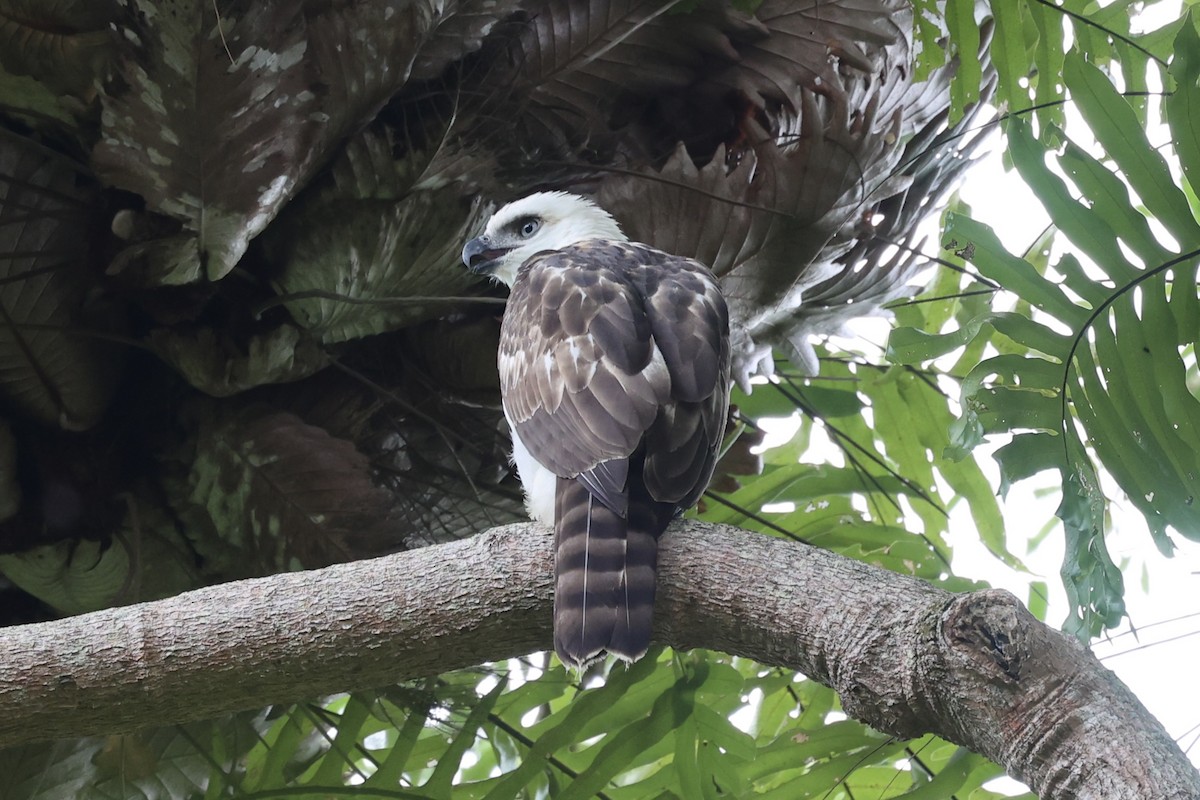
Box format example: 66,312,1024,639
1027,1,1067,131
1057,141,1173,267
481,655,663,800
0,67,78,128
731,381,800,419
94,0,432,283
0,527,197,616
945,0,981,122
309,695,372,785
1168,12,1200,199
994,433,1060,495
888,317,987,364
693,704,755,763
365,690,435,788
267,181,490,344
1027,580,1050,620
795,384,865,418
149,324,330,397
888,746,1021,799
911,0,946,83
1064,51,1200,243
1007,122,1138,289
555,675,690,800
0,139,123,430
673,716,707,800
180,407,401,576
991,3,1032,113
1057,430,1126,637
423,678,505,798
246,710,315,790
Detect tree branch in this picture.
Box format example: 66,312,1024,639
2,521,1196,798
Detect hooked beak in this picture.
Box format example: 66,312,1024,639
462,235,511,274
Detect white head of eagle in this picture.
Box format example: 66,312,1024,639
461,191,731,671
461,191,626,286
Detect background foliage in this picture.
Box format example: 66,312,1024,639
0,0,1196,797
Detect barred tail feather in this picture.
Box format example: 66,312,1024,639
553,478,662,669
608,503,659,661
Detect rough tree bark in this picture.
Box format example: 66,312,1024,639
1,521,1196,799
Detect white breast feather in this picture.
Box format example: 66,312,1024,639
508,421,557,524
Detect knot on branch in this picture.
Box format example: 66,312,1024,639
941,589,1031,683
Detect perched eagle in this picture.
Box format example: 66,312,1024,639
462,192,731,669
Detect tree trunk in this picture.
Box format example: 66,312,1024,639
1,521,1195,799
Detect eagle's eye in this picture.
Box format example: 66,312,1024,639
519,219,540,238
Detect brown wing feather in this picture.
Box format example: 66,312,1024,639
633,256,731,508
499,240,730,508
500,246,666,483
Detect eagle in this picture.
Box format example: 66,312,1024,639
462,192,731,669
